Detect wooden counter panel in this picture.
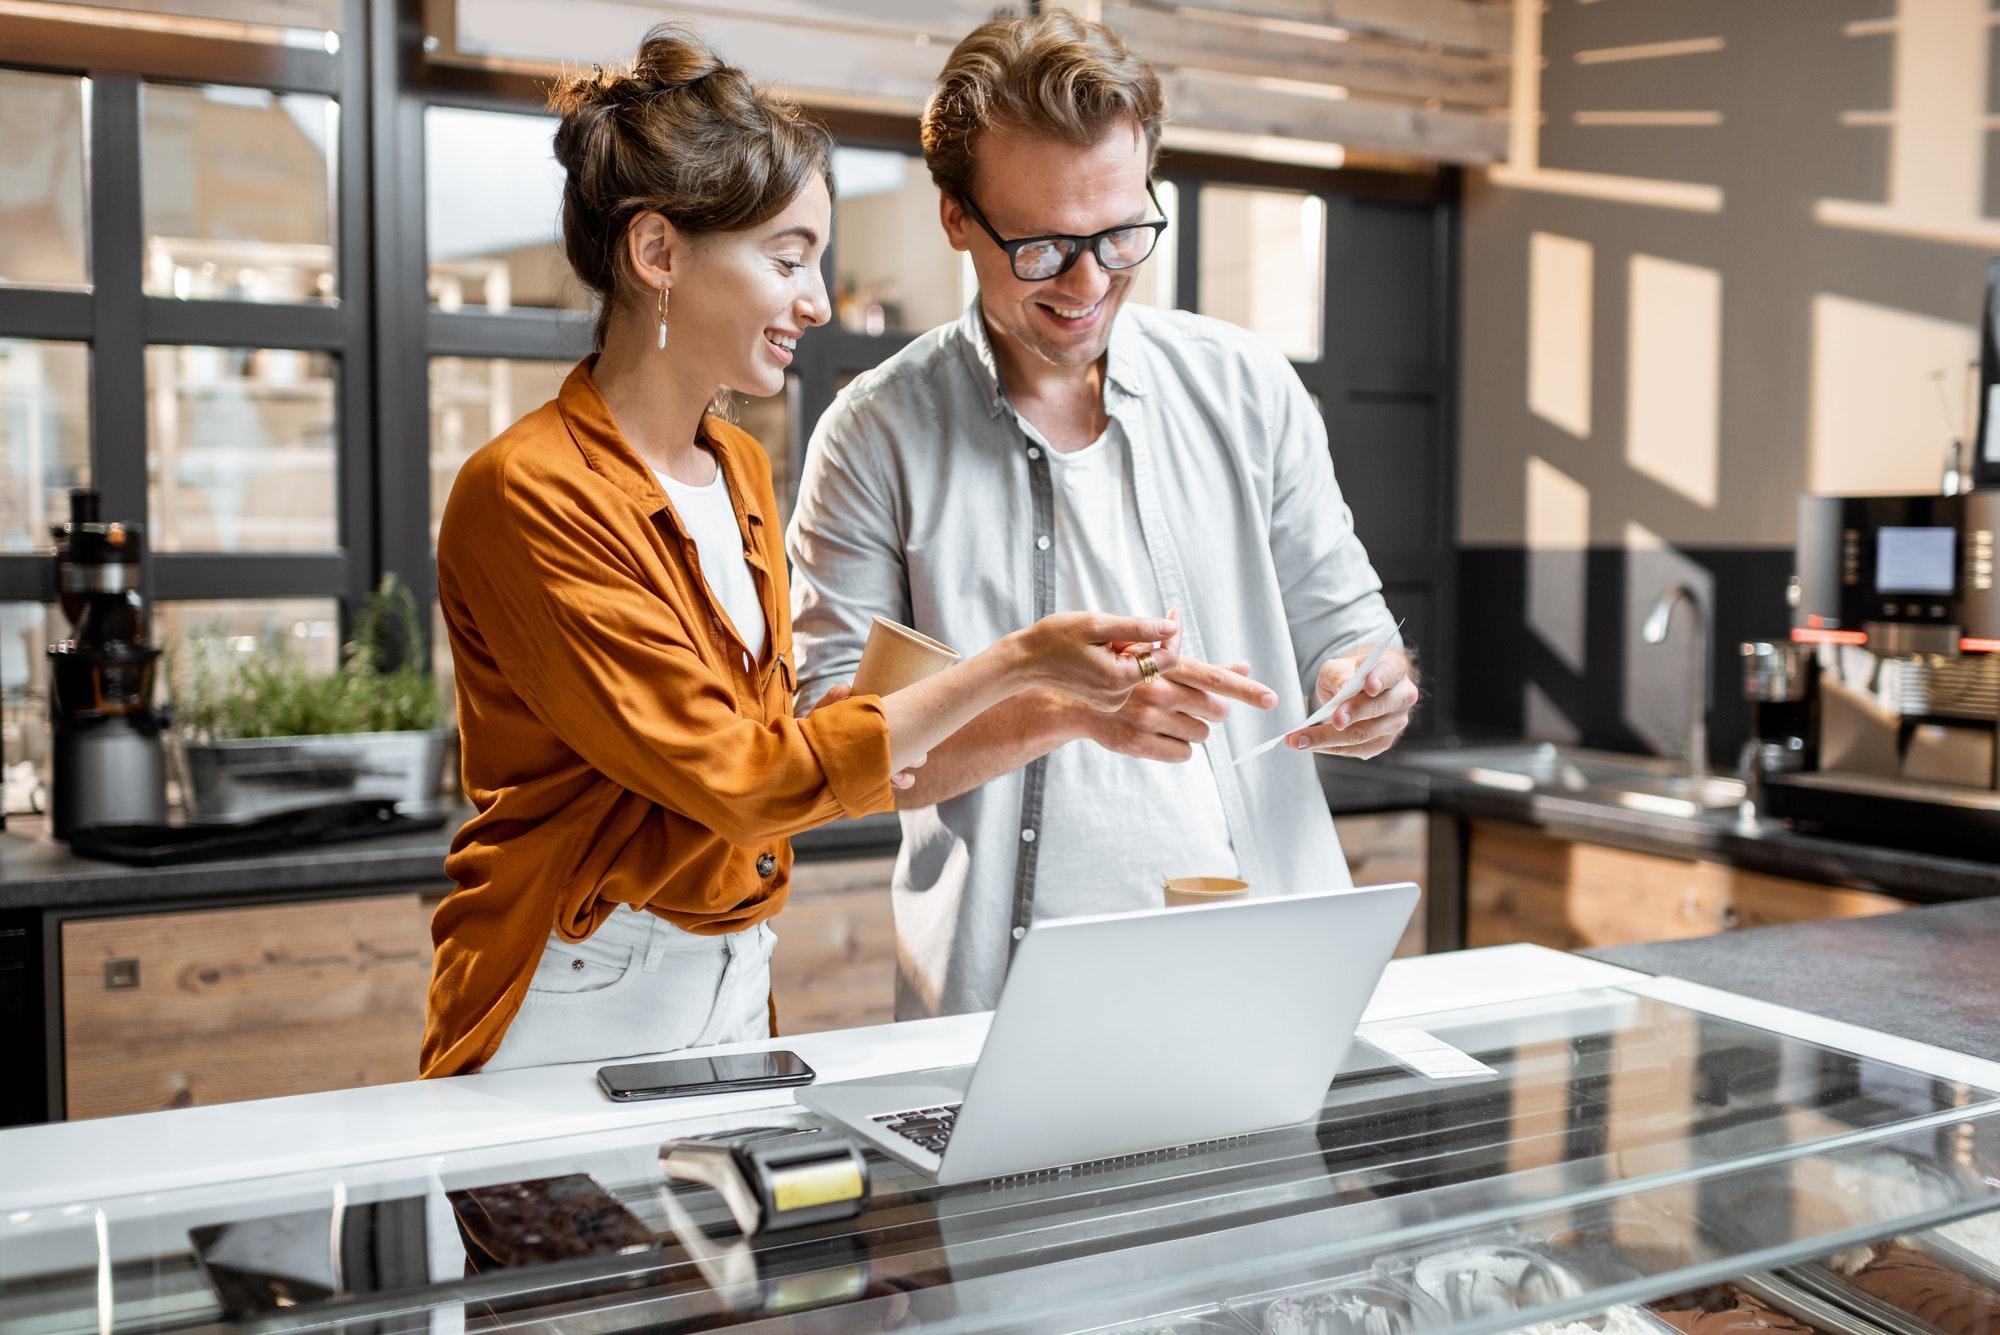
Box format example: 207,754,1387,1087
61,893,435,1119
1465,821,1910,952
1338,810,1429,957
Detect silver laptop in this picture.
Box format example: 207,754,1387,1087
795,881,1418,1185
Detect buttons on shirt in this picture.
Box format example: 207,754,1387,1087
1036,534,1051,551
1020,828,1036,843
1026,446,1042,461
756,852,777,878
1011,925,1027,941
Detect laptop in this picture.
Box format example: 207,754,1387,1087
796,881,1418,1185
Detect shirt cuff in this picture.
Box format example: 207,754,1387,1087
799,695,896,819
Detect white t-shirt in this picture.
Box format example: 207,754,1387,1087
1030,418,1239,921
654,464,767,665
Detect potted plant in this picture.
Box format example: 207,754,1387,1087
168,576,452,821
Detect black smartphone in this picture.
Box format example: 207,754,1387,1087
596,1049,815,1102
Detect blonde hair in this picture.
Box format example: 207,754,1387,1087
547,25,834,348
920,10,1165,201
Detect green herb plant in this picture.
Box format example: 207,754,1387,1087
171,576,444,742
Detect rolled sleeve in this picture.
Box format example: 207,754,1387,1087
800,694,896,818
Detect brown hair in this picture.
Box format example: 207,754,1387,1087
548,25,834,349
920,10,1165,202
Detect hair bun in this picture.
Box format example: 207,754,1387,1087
547,28,728,122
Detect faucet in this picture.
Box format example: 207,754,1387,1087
1643,582,1711,776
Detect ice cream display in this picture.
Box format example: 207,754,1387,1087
1833,1242,2000,1335
1409,1245,1583,1320
1936,1212,2000,1271
1646,1283,1827,1335
1261,1285,1428,1335
1504,1303,1663,1335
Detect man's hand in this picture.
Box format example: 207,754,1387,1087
1288,645,1419,758
817,683,926,789
1084,656,1278,763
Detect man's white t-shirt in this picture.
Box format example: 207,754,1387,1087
1030,418,1239,920
654,464,767,664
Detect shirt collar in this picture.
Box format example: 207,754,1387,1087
953,298,1151,419
554,355,768,536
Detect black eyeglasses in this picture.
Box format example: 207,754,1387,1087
957,183,1170,282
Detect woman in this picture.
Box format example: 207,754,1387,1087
422,28,1176,1077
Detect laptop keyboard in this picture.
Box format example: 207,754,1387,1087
872,1104,961,1156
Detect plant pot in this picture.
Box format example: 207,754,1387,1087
169,727,453,822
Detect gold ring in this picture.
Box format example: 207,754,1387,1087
1135,650,1160,684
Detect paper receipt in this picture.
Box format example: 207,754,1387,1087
1232,621,1404,766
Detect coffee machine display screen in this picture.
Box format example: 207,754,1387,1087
1875,525,1958,595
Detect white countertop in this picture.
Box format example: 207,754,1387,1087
0,945,1651,1212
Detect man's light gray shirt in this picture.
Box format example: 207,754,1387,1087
786,301,1400,1019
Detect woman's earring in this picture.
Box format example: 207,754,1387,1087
656,284,670,350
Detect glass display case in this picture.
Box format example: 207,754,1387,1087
4,988,1998,1334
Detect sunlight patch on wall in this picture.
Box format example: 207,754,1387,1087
1529,231,1593,438
1627,254,1721,509
1809,293,1974,495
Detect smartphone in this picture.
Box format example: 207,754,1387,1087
596,1049,815,1102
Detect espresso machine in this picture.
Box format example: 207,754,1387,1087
1756,490,2000,856
46,488,168,839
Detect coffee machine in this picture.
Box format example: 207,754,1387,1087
1757,490,2000,855
47,488,167,839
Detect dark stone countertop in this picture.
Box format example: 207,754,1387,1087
7,737,1995,913
0,805,903,912
1586,897,2000,1063
1321,750,2000,904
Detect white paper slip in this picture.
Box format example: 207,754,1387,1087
1358,1027,1497,1082
1232,621,1405,766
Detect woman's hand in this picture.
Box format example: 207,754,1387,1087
818,683,926,788
1014,612,1181,712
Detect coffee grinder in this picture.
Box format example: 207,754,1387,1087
47,488,167,839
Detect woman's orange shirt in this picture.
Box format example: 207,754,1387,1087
422,358,894,1077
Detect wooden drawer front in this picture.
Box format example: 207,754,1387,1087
1339,810,1429,957
1465,822,1910,952
771,856,897,1036
62,894,435,1120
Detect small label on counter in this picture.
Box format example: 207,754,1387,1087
1358,1027,1497,1082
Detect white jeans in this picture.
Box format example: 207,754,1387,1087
483,908,775,1073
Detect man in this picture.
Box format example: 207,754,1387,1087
787,11,1419,1019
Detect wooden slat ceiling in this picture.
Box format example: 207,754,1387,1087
436,0,1513,168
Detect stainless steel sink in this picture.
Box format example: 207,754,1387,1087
1399,742,1746,818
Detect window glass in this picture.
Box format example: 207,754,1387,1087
0,601,61,816
428,356,571,543
0,70,88,290
142,83,337,303
727,377,796,526
424,107,582,312
1125,178,1178,311
146,346,338,551
1198,184,1325,361
1,1,340,44
0,339,90,552
158,597,345,732
832,148,973,335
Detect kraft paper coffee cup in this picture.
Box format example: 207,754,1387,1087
852,616,960,698
1162,876,1251,908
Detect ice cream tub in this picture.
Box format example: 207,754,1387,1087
1389,1240,1587,1323
1081,1304,1256,1334
1648,1271,1883,1335
1782,1241,2000,1335
1220,1268,1442,1335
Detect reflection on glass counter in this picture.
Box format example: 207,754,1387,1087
145,346,339,552
141,84,338,304
5,990,2000,1333
0,69,89,290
